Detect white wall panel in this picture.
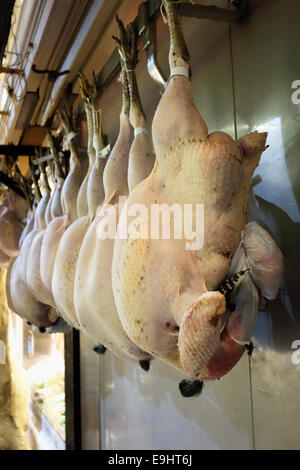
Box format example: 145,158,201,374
231,0,300,450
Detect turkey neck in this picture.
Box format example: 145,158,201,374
92,106,105,162
121,68,130,116
87,106,106,219
76,103,95,219
60,118,87,223
153,2,208,159
126,60,155,193
103,69,133,204
40,163,51,195
126,69,146,129
34,165,51,230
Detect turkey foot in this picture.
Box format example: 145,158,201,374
178,291,226,379
246,342,254,356
179,379,203,398
218,269,250,309
93,344,107,355
139,360,151,372
162,0,190,69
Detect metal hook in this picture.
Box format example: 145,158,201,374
31,64,70,82
137,2,167,94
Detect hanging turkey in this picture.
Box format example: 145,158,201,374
40,100,88,305
51,72,107,329
0,157,29,260
74,18,153,365
7,160,58,328
112,0,283,382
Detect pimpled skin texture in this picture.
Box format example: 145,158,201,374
77,92,96,219
45,174,64,225
61,154,87,224
19,210,34,249
8,256,54,328
51,153,106,330
18,178,51,286
51,72,107,330
112,84,267,380
40,150,87,312
112,1,268,380
39,177,65,299
74,204,151,361
74,111,152,362
52,215,90,329
23,173,60,312
40,215,69,298
45,184,54,226
26,229,56,308
87,158,106,219
51,177,64,219
18,229,39,284
26,179,58,307
76,163,90,220
8,181,58,327
74,37,154,362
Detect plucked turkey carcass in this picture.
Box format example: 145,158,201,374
7,255,57,328
26,150,65,308
74,20,153,364
76,72,100,219
7,164,58,328
40,103,87,302
18,162,51,286
51,73,106,329
112,0,283,381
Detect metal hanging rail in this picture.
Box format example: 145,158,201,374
0,145,70,158
91,0,248,99
0,171,26,199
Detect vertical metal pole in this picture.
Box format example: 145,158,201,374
65,329,82,450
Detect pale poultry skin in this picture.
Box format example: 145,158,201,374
40,128,87,310
112,0,268,380
113,79,267,379
51,74,106,329
8,184,58,327
26,171,58,308
73,110,152,362
74,23,155,363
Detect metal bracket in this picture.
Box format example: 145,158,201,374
0,144,70,159
0,171,26,199
0,67,24,75
137,2,167,93
179,0,248,23
135,0,247,94
80,0,248,115
32,64,70,82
